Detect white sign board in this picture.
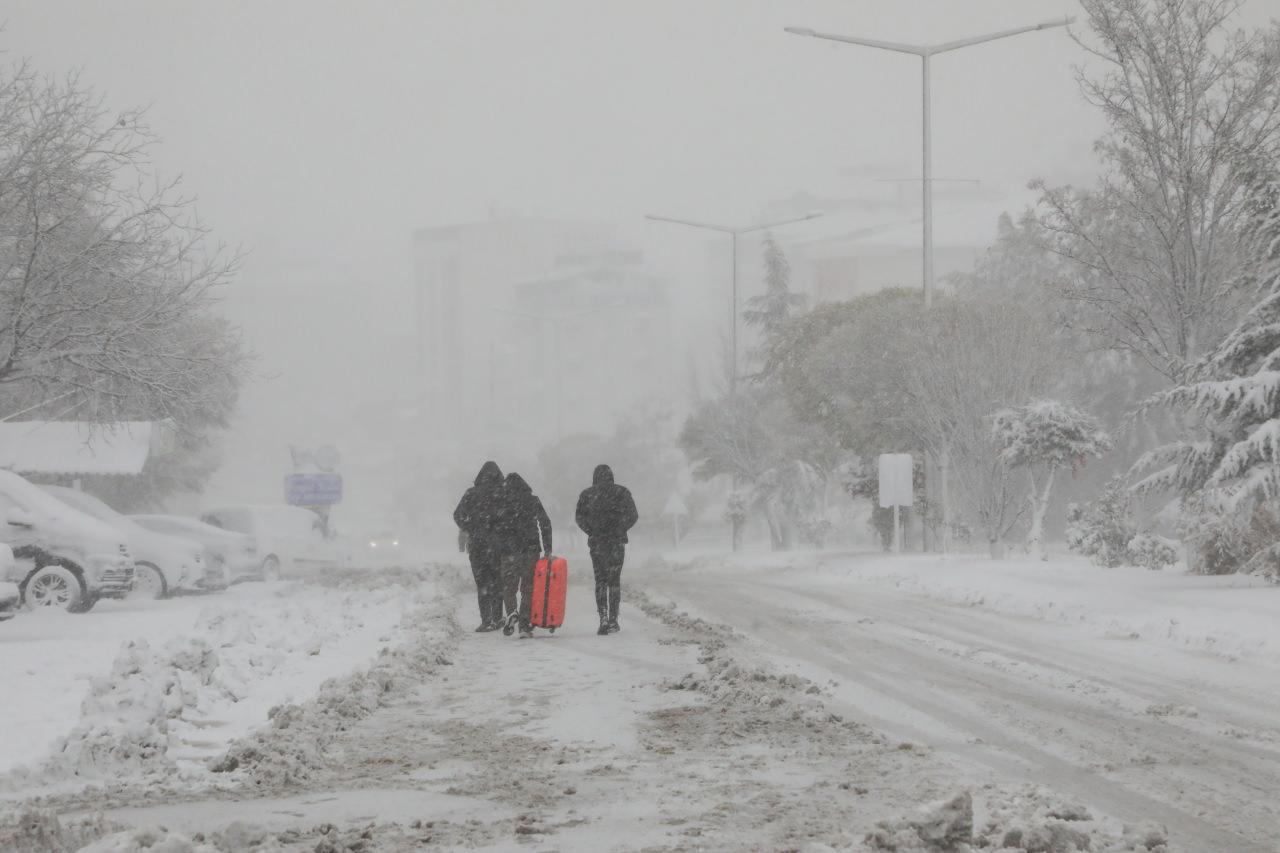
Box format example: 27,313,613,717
878,453,913,508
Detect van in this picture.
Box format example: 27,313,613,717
199,505,343,578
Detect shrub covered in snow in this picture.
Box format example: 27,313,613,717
1126,533,1180,571
1066,477,1137,568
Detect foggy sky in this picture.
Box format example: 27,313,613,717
7,0,1276,521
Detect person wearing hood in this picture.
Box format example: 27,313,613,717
453,461,505,631
575,464,638,635
496,472,552,639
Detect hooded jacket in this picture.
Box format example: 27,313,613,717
575,464,639,545
496,472,553,557
453,461,505,549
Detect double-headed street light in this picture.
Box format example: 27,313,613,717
784,17,1073,307
645,211,821,393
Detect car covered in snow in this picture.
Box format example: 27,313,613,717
40,485,220,599
199,505,345,577
0,544,17,622
129,513,263,584
0,469,134,612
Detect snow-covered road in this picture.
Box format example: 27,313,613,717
3,554,1274,851
645,560,1280,851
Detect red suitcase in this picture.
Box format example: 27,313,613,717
530,555,567,632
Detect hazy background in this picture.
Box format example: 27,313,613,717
8,0,1275,538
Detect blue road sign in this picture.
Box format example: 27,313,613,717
285,472,343,506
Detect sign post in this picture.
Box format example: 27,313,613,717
662,490,690,552
878,453,913,554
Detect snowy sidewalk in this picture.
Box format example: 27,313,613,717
0,568,444,791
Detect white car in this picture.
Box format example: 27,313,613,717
0,470,134,612
0,544,17,622
130,514,263,584
40,486,219,599
200,505,343,577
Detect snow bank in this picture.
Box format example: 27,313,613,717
839,553,1280,660
667,551,1280,660
208,581,459,789
0,567,450,792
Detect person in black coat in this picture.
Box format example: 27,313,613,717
495,472,552,638
453,461,505,632
575,464,638,634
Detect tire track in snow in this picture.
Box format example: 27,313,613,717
644,569,1278,852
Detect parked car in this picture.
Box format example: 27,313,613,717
41,486,219,599
0,544,18,622
0,470,133,612
199,505,343,577
130,514,263,584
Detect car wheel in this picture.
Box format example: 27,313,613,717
261,554,281,581
129,562,168,600
22,565,87,612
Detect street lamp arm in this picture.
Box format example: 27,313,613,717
735,211,824,235
783,26,924,56
647,211,822,235
927,17,1075,55
644,214,737,234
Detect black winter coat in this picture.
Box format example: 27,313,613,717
496,473,553,557
453,461,505,550
576,465,638,545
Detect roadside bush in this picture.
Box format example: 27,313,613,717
1126,533,1179,571
1065,477,1136,568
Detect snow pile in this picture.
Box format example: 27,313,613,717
208,583,459,788
0,808,122,853
40,637,223,781
864,786,1168,852
864,790,972,851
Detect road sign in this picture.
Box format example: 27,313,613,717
878,453,913,555
285,472,343,506
878,454,913,507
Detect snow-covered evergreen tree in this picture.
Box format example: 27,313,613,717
1132,177,1280,578
993,401,1112,560
743,233,805,345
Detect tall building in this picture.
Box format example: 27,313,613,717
412,217,675,456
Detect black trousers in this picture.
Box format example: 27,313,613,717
501,551,537,630
468,543,502,626
589,540,626,621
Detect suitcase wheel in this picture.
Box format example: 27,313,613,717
549,627,556,634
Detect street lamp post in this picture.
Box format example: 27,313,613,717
785,16,1072,555
644,212,821,393
784,17,1073,307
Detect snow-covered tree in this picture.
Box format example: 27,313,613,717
743,233,806,357
1034,0,1280,378
993,401,1113,560
0,62,247,428
1132,177,1280,578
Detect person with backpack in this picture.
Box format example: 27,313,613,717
496,472,553,639
575,464,638,635
453,461,505,632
